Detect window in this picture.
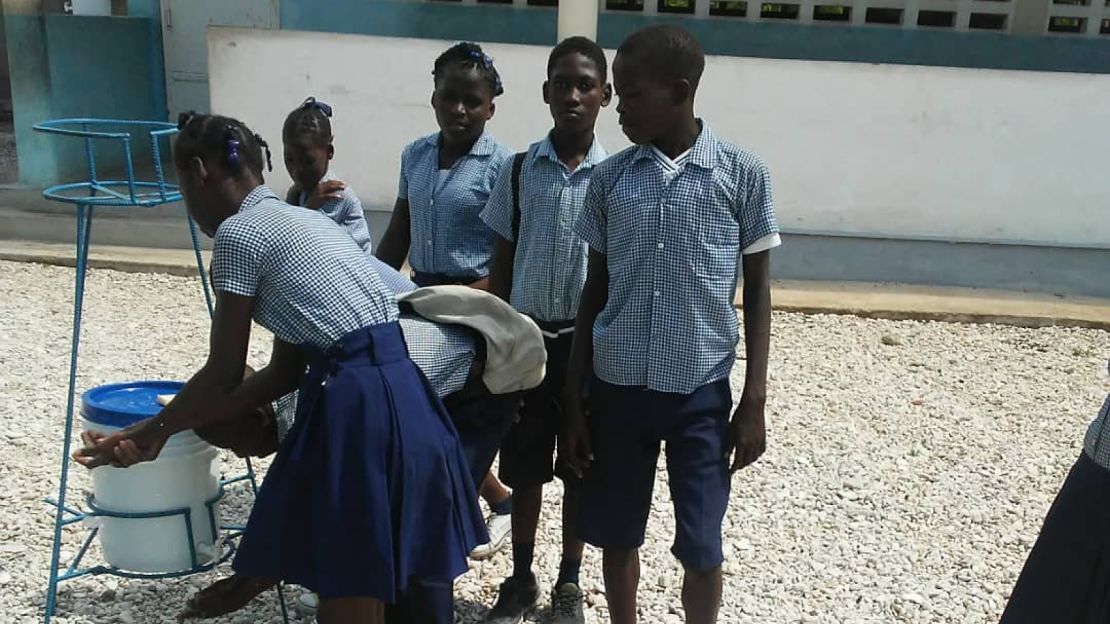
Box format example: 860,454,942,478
606,0,645,10
968,12,1007,29
1103,18,1110,33
1048,15,1086,32
527,0,559,5
477,0,513,4
761,3,800,19
813,5,851,21
710,0,748,15
659,0,696,13
1052,0,1088,5
865,7,903,24
917,9,956,27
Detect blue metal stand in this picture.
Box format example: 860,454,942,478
34,119,287,623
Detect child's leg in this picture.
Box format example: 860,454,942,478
603,547,640,624
561,480,585,566
663,380,733,624
385,578,454,624
317,597,385,624
480,472,512,506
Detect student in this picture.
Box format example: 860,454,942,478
74,113,485,624
1000,366,1110,624
561,26,780,624
376,42,512,290
479,36,611,624
281,97,373,256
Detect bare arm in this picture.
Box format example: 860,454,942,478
559,249,609,477
375,197,411,270
487,236,515,303
726,250,772,472
74,292,304,468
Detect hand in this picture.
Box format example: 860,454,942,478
73,416,170,469
559,386,593,478
304,179,347,210
724,390,767,473
467,276,491,291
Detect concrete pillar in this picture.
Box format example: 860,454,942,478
1010,0,1049,35
557,0,599,41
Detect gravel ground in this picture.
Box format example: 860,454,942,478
0,260,1107,624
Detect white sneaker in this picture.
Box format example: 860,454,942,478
470,512,512,560
297,590,318,617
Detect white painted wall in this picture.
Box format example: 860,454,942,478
208,26,1110,248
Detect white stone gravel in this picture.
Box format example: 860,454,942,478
0,259,1107,624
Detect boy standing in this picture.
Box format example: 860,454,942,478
479,37,612,624
562,25,780,624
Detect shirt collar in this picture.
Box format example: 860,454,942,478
239,185,280,212
424,130,500,158
632,119,717,170
533,133,608,170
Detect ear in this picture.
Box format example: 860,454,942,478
326,143,336,160
190,156,210,184
487,100,496,121
542,80,551,106
601,83,614,107
672,79,692,106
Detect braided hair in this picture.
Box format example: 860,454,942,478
175,111,273,176
282,96,333,145
433,42,504,97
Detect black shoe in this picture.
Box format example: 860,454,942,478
484,574,539,624
548,582,585,624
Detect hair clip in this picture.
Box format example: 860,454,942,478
224,127,241,167
255,133,273,172
177,111,198,131
302,96,333,118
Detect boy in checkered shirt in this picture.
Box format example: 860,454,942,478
562,25,780,624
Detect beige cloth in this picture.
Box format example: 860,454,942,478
398,286,547,394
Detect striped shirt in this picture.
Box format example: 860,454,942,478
480,135,607,322
398,131,512,280
575,122,780,394
1084,393,1110,470
211,185,398,349
296,169,373,257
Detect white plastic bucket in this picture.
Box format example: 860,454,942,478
81,381,222,573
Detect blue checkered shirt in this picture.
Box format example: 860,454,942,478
399,131,512,279
575,122,780,394
480,135,607,322
297,170,373,257
212,185,399,349
273,314,477,438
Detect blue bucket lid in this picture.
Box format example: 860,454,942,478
81,380,186,428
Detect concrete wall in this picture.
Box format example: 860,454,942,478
209,27,1110,248
0,8,10,104
3,7,166,186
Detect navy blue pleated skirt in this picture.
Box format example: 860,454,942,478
1000,452,1110,624
232,322,487,601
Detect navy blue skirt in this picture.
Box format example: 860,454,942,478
232,322,487,601
1000,453,1110,623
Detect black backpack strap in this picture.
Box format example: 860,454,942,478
510,151,527,242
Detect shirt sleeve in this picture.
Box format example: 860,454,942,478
397,143,411,201
574,170,608,254
738,156,780,253
480,153,518,242
211,216,266,297
334,193,374,255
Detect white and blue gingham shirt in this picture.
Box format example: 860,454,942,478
480,134,607,322
296,169,373,257
398,131,512,279
575,122,780,394
212,185,399,349
1084,393,1110,470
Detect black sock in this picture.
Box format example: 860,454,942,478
490,493,513,516
556,558,581,586
512,542,535,580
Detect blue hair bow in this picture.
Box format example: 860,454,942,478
302,96,333,118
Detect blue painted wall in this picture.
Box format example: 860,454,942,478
6,14,165,187
282,0,1110,74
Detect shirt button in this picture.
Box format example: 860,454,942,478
654,290,661,297
426,240,432,246
657,242,664,249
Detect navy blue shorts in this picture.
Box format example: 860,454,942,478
577,377,733,571
498,322,577,488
